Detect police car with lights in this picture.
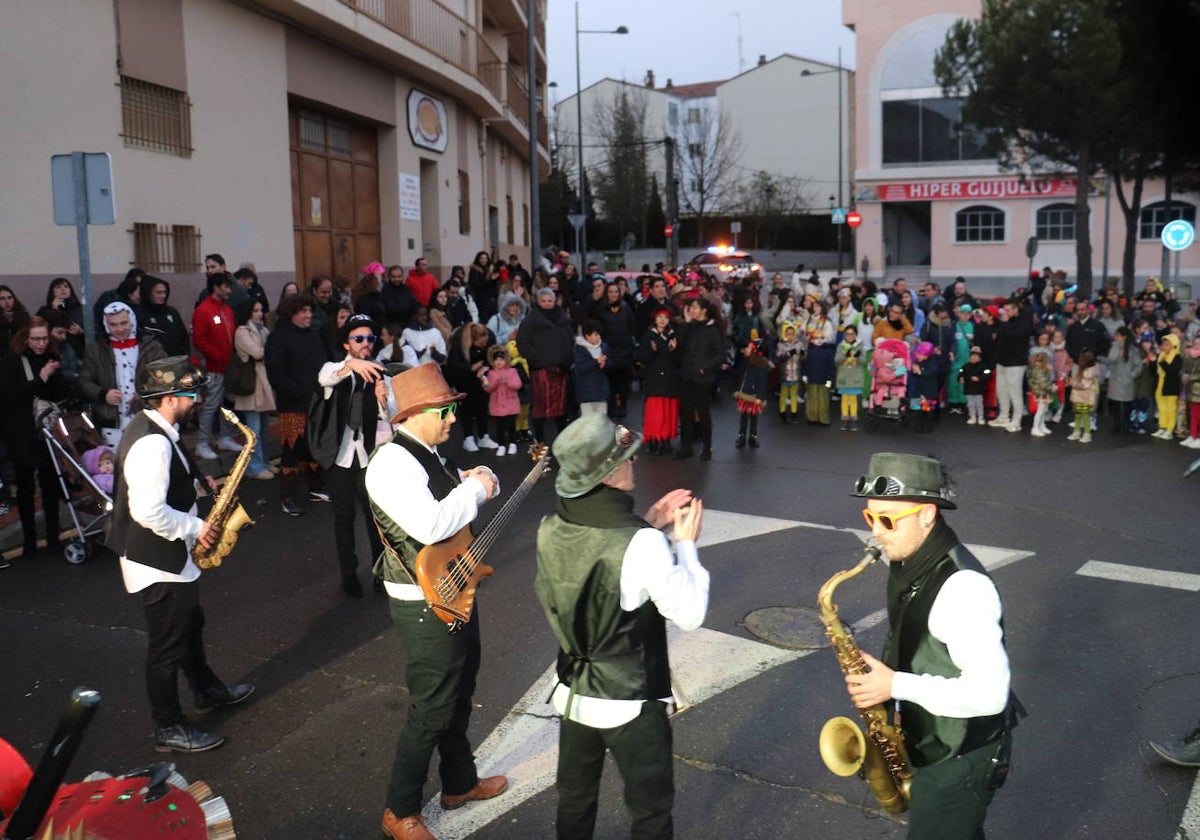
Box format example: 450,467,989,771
689,246,762,283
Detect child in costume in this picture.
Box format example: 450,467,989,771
733,333,773,448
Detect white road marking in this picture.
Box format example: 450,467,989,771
1179,773,1200,840
422,511,1034,838
1076,560,1200,592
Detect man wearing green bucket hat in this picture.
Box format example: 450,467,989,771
845,452,1021,839
534,413,709,839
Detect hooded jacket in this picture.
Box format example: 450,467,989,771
1156,333,1183,397
137,276,190,357
516,302,574,371
485,292,528,344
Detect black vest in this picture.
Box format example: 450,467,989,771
534,494,671,704
109,412,198,575
369,431,460,581
883,543,1009,766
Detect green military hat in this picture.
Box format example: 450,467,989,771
552,413,643,499
851,452,956,509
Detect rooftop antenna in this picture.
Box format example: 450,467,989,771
730,12,745,73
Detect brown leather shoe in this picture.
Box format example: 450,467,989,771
381,809,435,840
439,775,508,811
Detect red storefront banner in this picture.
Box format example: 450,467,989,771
868,177,1079,202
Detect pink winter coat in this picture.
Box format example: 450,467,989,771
483,365,522,417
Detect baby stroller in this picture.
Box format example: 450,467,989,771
40,406,112,564
863,338,910,432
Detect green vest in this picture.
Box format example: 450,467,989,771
368,432,460,583
535,511,671,703
884,544,1008,767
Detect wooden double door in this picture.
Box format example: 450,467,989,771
290,107,381,287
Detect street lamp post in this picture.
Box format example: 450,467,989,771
574,2,627,277
802,47,845,275
527,0,541,274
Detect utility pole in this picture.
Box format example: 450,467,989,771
664,136,679,268
527,0,541,272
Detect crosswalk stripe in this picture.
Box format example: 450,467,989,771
1076,560,1200,592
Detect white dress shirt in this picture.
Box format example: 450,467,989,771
317,358,371,469
364,425,490,601
118,409,202,593
551,528,709,729
890,569,1011,718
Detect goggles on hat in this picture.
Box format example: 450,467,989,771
603,424,636,466
855,474,925,498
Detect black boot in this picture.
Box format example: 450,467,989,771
659,440,674,456
779,410,788,424
749,435,760,448
789,411,800,425
646,439,659,456
735,433,747,448
699,447,713,461
673,444,694,460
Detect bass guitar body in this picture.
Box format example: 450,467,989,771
414,529,493,629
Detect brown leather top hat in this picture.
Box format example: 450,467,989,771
390,362,466,424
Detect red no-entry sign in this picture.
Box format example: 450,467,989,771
664,224,674,238
846,211,862,228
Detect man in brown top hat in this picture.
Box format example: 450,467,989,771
365,362,507,840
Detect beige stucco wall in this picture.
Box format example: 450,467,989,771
1,0,533,302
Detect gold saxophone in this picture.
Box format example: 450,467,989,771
817,544,912,814
194,408,255,569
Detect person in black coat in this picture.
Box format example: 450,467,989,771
674,297,726,460
516,287,575,442
380,269,417,330
445,323,498,451
1065,304,1112,364
264,293,334,516
353,272,387,328
138,275,191,357
594,282,637,419
1,317,71,556
636,309,681,454
992,299,1036,430
36,277,86,359
468,251,500,326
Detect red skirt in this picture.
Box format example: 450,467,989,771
642,396,679,441
736,399,764,415
531,368,568,418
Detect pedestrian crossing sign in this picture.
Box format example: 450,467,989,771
831,207,846,224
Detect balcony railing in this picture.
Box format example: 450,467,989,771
477,33,504,102
344,0,474,72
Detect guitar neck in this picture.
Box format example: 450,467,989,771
468,454,550,562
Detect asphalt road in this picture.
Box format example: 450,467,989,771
2,396,1198,839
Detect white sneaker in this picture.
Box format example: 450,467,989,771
1080,431,1092,443
987,418,1008,428
477,434,500,449
1030,428,1047,437
1067,429,1081,441
195,442,218,460
495,445,506,457
1186,438,1200,449
1007,423,1021,433
507,443,518,455
462,436,479,452
1180,437,1195,447
217,436,243,453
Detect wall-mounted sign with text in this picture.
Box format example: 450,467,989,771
858,177,1101,203
407,89,448,153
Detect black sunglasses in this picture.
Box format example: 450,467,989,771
348,334,377,345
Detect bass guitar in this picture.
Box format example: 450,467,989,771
415,445,551,631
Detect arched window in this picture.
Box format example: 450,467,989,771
955,205,1005,243
1139,201,1196,240
1036,203,1075,241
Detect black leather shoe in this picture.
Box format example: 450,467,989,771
194,682,255,714
342,574,364,598
154,722,225,753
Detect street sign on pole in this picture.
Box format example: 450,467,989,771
664,224,673,238
567,213,587,231
1161,219,1195,251
831,208,846,225
51,152,116,339
846,211,861,228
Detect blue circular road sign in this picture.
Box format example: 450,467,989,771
1161,219,1195,251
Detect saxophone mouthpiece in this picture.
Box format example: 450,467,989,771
864,542,882,562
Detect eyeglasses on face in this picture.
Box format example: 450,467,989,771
422,402,459,420
175,391,200,401
862,503,928,531
348,334,377,345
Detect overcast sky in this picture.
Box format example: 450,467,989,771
544,0,856,96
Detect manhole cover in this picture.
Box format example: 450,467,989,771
743,606,827,650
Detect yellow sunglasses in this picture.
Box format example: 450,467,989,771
862,503,929,531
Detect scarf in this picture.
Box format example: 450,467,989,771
885,517,960,629
556,485,647,530
575,335,604,360
109,337,138,349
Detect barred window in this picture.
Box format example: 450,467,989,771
131,223,202,272
299,111,353,157
120,76,192,157
955,205,1005,243
1036,203,1075,241
1139,200,1196,240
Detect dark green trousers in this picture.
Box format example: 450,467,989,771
906,733,1012,840
383,599,481,817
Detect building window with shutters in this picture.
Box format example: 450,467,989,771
954,205,1005,243
130,223,202,272
458,170,471,235
119,76,192,157
1035,203,1075,241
